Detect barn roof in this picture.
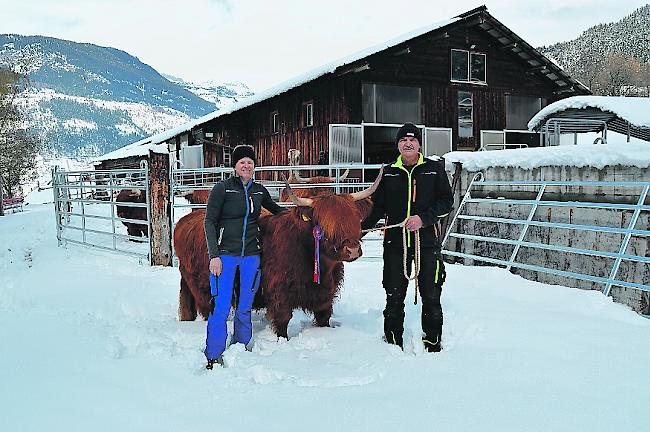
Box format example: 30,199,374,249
97,5,590,162
528,96,650,142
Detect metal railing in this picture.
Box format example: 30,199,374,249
442,174,650,299
479,143,529,151
52,161,151,262
541,118,608,146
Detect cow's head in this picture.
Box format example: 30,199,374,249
283,166,383,262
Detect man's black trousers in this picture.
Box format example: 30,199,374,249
382,246,445,347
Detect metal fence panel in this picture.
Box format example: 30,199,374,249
52,162,151,262
442,174,650,303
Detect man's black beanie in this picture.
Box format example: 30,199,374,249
395,123,422,144
231,145,256,167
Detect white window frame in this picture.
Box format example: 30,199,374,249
271,111,279,134
458,91,474,138
450,49,487,85
303,102,313,127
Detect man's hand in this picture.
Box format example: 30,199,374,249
209,257,223,276
404,215,423,231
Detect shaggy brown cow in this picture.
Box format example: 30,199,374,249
182,189,210,209
260,177,377,337
173,168,382,338
115,189,148,238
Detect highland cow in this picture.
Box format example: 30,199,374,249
115,189,148,238
173,168,382,338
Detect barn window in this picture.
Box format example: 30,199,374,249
271,111,279,134
458,91,473,137
362,83,421,124
451,49,486,84
303,102,313,127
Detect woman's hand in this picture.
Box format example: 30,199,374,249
209,257,223,276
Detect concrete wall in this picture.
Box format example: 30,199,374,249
447,164,650,314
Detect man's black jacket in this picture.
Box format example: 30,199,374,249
362,154,453,250
204,176,285,259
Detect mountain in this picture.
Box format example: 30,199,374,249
538,4,650,93
163,74,254,110
0,35,249,159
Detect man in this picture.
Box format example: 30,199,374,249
362,123,453,352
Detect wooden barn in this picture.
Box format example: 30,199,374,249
96,5,590,172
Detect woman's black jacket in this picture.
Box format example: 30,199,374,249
204,176,285,259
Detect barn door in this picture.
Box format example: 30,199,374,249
329,124,363,164
180,144,204,169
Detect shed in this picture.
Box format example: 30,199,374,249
528,96,650,144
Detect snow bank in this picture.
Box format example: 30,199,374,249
444,137,650,171
1,204,648,431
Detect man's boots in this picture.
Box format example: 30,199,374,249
423,333,442,353
383,330,403,349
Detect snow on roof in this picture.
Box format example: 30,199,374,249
93,139,168,163
528,96,650,130
444,136,650,171
96,17,457,162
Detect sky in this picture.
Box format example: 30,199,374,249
4,0,650,91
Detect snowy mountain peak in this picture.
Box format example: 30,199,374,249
162,73,254,109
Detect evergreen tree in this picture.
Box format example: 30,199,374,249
0,67,41,212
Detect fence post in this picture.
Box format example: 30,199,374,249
52,166,62,246
506,184,546,271
603,185,649,296
148,151,172,266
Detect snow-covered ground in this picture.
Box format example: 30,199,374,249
1,196,649,431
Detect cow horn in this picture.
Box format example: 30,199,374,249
349,165,384,201
338,169,350,182
281,173,313,207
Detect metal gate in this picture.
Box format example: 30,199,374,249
442,174,650,314
52,162,151,262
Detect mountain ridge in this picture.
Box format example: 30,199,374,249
0,34,252,159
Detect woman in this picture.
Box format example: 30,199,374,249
203,145,285,369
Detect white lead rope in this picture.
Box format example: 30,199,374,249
362,219,421,305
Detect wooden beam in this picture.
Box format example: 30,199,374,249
148,151,172,266
336,62,370,76
392,47,411,56
499,41,517,50
528,64,549,72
